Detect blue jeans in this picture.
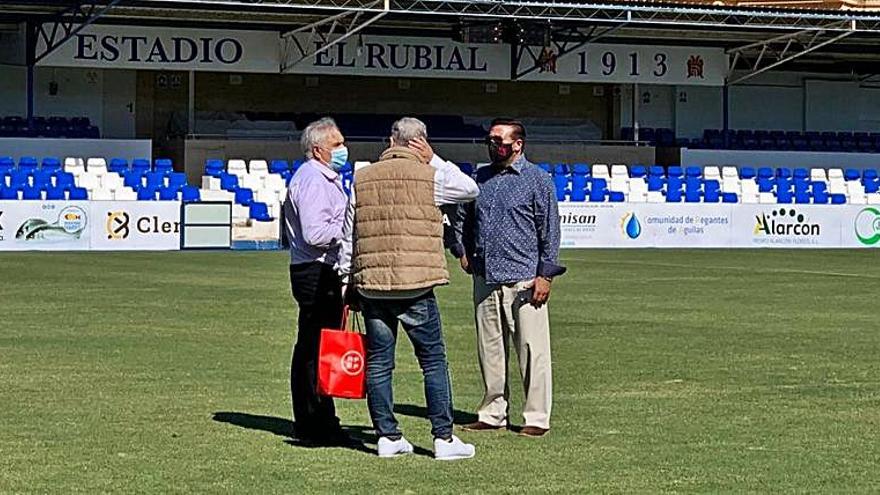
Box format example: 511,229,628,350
361,291,454,440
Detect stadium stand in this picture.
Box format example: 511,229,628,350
0,116,100,139
623,126,880,153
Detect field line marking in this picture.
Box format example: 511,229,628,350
566,258,880,280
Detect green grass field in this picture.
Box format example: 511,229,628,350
1,249,879,493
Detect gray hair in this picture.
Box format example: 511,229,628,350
301,117,339,159
391,117,427,147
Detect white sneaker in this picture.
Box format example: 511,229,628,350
377,436,414,458
433,435,475,461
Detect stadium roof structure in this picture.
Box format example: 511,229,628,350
4,0,880,84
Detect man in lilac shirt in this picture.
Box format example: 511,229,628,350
283,117,352,445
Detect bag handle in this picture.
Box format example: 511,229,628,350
340,305,350,331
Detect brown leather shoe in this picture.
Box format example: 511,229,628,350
518,426,549,437
461,421,504,431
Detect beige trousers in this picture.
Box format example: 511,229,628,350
473,276,552,430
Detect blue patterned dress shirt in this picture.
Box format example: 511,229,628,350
458,155,566,285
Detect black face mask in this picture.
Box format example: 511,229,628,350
487,139,515,164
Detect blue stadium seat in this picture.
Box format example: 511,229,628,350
9,169,29,188
572,163,590,176
553,175,569,191
572,174,589,191
292,160,303,172
758,177,775,193
813,191,830,204
137,188,158,201
158,187,179,201
722,193,738,203
685,190,701,203
132,158,151,173
123,171,144,190
554,164,569,176
844,169,861,181
0,187,18,200
68,187,88,200
154,158,173,174
181,185,200,203
704,189,720,203
668,166,684,178
630,165,647,178
648,176,664,192
685,166,702,178
795,192,811,204
21,186,42,200
45,187,66,200
168,172,187,190
864,169,878,181
569,188,586,202
220,173,238,191
109,158,129,173
537,163,552,173
269,160,289,174
649,165,665,177
776,167,792,179
740,167,756,180
777,189,793,204
249,202,273,221
19,156,38,171
0,156,13,169
608,191,625,202
554,185,567,202
866,179,880,194
32,170,53,189
666,189,683,202
235,188,254,206
589,178,607,202
757,167,774,179
458,163,474,176
145,171,166,190
205,159,225,177
830,193,846,204
41,157,62,171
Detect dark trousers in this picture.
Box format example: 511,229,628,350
289,261,344,437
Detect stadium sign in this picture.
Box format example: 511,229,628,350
517,43,727,86
284,34,510,80
37,24,280,73
90,202,181,251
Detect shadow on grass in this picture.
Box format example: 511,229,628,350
212,412,382,454
393,404,478,426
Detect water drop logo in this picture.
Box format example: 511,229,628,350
622,212,641,239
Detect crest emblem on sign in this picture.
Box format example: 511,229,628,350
687,55,704,79
538,47,558,74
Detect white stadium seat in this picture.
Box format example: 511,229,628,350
704,166,721,180
828,168,844,180
65,157,85,176
232,204,250,222
609,177,629,193
227,159,247,177
241,174,264,191
354,161,371,171
741,180,759,203
867,193,880,204
592,164,610,180
722,177,741,194
86,158,107,176
102,173,124,192
811,168,828,182
264,174,286,193
202,176,221,190
77,173,98,191
249,160,269,177
91,189,113,200
113,187,138,201
610,164,628,178
759,192,776,204
722,166,739,179
200,189,235,202
647,191,665,203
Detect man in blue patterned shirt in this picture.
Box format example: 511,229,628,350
457,118,566,438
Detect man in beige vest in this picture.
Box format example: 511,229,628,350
337,117,479,460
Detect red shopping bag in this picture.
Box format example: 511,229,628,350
317,306,366,399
